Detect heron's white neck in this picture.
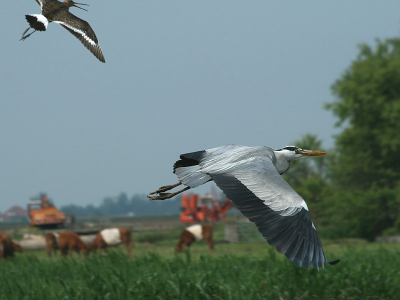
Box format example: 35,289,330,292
273,151,291,174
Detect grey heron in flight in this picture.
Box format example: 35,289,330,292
148,144,340,270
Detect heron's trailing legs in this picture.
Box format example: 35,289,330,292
149,182,182,195
20,28,36,41
148,183,191,200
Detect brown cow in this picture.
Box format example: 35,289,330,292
176,224,213,252
0,231,23,259
45,233,58,257
58,232,89,257
90,228,133,257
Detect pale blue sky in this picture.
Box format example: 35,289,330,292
1,1,400,212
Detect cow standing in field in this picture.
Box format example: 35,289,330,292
0,231,23,259
58,232,89,257
45,233,58,257
176,224,214,252
90,228,133,257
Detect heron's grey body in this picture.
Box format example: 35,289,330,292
21,0,105,63
175,145,308,214
149,144,340,270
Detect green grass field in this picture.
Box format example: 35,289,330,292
1,237,400,300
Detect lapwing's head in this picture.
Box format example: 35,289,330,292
66,0,89,11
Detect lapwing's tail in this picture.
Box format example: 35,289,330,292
20,14,49,41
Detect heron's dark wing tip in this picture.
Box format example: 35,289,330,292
328,259,340,265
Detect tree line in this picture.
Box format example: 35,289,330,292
60,193,181,217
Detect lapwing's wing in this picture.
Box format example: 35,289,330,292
54,11,105,63
21,0,54,41
35,0,57,9
204,150,339,270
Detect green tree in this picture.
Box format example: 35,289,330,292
325,38,400,239
327,38,400,190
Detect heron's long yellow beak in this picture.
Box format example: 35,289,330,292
299,150,327,156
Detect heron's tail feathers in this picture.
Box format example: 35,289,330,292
173,150,212,188
174,165,211,188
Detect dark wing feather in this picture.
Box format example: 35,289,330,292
180,150,207,162
174,145,244,174
54,11,105,63
208,158,339,270
173,150,207,173
179,145,245,162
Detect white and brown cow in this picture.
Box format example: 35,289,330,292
90,228,133,257
58,232,89,257
176,224,214,252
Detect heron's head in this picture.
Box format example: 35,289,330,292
275,146,327,161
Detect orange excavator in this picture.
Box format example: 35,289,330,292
180,193,232,223
27,194,66,229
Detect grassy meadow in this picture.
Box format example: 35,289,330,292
1,224,400,300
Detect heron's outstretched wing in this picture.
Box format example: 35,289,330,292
54,11,105,63
205,151,338,270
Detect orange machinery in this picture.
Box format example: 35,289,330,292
180,193,233,223
27,194,66,229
